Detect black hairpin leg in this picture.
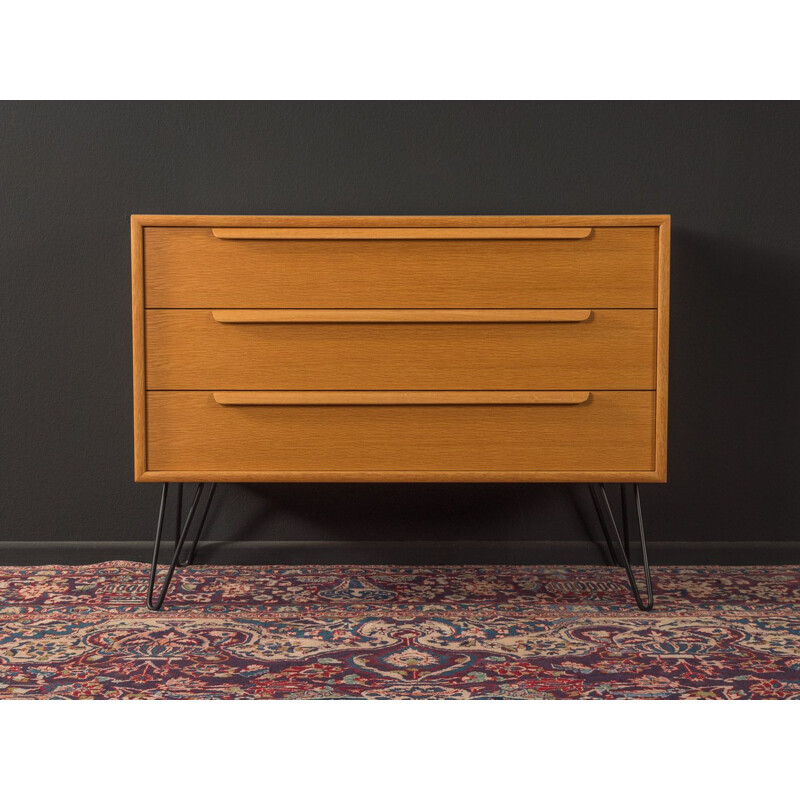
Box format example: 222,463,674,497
146,482,217,610
587,483,654,611
176,483,217,567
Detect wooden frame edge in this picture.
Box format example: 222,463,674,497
131,216,147,480
137,470,666,483
130,214,671,228
655,216,670,481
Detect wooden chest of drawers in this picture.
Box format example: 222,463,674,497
132,215,669,483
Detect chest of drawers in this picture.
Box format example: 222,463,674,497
132,214,669,483
132,214,668,611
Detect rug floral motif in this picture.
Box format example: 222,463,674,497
1,562,799,699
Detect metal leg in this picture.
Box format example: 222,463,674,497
620,485,632,561
587,483,654,611
177,483,217,567
146,482,217,610
174,483,183,548
588,483,621,567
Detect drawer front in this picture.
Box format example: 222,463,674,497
145,391,655,473
145,309,657,390
144,226,658,308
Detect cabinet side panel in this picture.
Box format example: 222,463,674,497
655,217,670,480
132,217,147,479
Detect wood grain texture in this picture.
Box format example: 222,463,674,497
144,226,658,308
211,391,591,406
210,227,593,240
131,216,146,479
210,309,593,323
146,310,656,390
146,391,655,474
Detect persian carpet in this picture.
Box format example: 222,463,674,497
1,562,798,699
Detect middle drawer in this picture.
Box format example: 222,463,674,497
146,309,656,390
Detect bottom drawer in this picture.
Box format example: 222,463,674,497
144,391,655,477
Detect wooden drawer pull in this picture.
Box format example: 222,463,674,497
212,391,591,406
211,309,592,324
211,227,593,241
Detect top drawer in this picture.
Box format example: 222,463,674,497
143,226,658,308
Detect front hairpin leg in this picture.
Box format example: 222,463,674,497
587,483,654,611
146,483,211,611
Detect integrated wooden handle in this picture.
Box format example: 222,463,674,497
211,227,592,240
212,391,591,406
211,309,592,323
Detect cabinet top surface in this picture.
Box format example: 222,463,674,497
132,214,670,228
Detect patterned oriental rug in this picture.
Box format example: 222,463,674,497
1,562,798,699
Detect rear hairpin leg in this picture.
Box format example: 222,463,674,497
146,483,216,610
588,483,621,567
177,483,217,567
587,483,654,611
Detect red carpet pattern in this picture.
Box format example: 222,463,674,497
1,562,799,699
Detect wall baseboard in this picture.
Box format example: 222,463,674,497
0,540,798,566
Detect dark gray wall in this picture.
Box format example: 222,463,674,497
2,101,799,564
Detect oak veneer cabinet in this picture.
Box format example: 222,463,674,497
132,214,670,610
